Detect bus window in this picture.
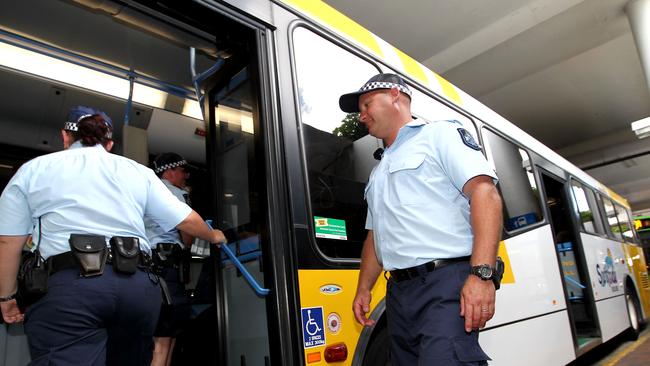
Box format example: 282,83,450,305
409,88,478,138
614,203,635,242
292,27,381,259
570,181,605,235
482,128,543,232
602,198,623,241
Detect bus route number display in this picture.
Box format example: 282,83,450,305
301,306,326,348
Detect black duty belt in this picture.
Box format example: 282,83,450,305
47,251,149,275
389,256,471,283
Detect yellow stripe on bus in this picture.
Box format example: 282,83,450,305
392,46,428,84
499,241,515,284
282,0,383,58
434,74,462,105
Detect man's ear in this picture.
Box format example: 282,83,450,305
61,130,72,149
390,87,401,102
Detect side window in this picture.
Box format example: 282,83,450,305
615,203,635,242
482,128,543,232
602,198,623,241
410,88,478,138
570,181,605,235
292,27,381,259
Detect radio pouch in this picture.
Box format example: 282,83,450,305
17,250,49,309
69,234,108,277
110,236,141,275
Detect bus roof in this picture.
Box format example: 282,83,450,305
275,0,631,209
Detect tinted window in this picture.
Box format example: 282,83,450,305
293,27,380,259
482,129,543,232
570,181,605,235
602,198,623,241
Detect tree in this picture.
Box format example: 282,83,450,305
332,113,367,141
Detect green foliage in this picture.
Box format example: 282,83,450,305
580,211,593,223
333,113,368,141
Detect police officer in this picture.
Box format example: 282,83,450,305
145,152,193,366
340,74,503,365
0,106,225,366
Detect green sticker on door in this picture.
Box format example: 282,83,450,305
314,216,347,240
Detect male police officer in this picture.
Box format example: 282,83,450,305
145,152,194,366
341,74,503,365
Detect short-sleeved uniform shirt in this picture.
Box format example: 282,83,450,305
144,179,189,248
0,142,192,260
364,119,498,270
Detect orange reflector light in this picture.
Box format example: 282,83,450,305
324,342,348,363
307,351,321,363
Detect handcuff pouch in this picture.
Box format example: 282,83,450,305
69,234,108,277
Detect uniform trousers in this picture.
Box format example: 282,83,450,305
386,261,490,366
155,266,190,337
24,266,161,366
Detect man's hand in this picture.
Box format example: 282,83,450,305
1,299,24,324
460,275,495,332
211,229,226,246
352,288,376,327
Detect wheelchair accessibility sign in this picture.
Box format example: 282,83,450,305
301,306,326,348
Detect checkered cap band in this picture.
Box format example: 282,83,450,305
359,81,412,97
64,120,113,139
154,160,187,174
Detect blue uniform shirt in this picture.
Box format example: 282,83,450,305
364,120,498,270
0,141,192,259
144,179,189,248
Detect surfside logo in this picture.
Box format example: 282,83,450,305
596,248,619,292
319,284,342,295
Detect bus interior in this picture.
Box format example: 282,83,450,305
0,0,274,365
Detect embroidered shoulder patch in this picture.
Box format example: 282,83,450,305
457,128,481,151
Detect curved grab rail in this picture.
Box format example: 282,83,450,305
205,220,270,297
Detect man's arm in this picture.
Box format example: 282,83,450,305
0,235,28,323
460,175,502,332
353,231,383,326
176,211,226,245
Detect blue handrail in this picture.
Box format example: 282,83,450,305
564,275,586,289
190,47,225,117
205,220,270,297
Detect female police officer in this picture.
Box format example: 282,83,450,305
0,106,225,366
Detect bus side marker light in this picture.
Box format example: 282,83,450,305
324,342,347,363
307,351,321,363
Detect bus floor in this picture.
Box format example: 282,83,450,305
568,325,650,366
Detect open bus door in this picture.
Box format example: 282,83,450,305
539,171,602,355
174,4,301,365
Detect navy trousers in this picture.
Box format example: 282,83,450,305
386,261,490,365
154,266,190,337
24,266,161,366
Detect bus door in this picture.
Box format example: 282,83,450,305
540,172,602,353
174,4,297,366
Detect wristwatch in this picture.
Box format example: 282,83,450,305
0,293,17,302
470,258,505,290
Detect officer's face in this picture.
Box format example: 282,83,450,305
358,89,394,140
168,166,189,189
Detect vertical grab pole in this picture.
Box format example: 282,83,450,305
124,71,135,126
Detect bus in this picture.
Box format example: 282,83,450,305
0,0,648,365
635,216,650,244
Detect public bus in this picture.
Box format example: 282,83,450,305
0,0,648,365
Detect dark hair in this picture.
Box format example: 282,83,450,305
72,115,112,147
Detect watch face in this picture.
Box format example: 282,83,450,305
478,266,493,279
